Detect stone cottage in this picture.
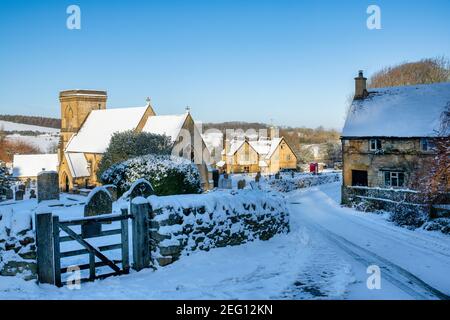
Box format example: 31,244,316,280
341,71,450,203
58,90,212,192
217,128,298,174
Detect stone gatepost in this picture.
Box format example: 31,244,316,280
37,171,60,203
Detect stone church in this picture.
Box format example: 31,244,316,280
58,89,212,192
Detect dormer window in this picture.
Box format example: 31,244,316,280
369,139,382,151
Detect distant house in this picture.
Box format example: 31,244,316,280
58,90,212,192
341,71,450,204
12,154,58,182
218,129,298,174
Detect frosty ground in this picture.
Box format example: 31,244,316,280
1,181,449,300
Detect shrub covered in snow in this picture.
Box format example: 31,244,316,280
97,130,173,181
101,154,203,196
140,189,290,267
0,164,12,198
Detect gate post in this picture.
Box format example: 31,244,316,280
131,198,150,271
35,212,55,285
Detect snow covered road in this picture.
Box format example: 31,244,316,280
286,182,450,300
1,182,449,300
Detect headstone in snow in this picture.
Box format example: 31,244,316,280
275,173,280,180
18,184,26,192
128,179,154,201
15,190,24,201
237,180,246,190
29,189,36,199
105,185,118,202
82,188,113,238
6,189,13,200
37,171,59,203
212,169,219,188
255,172,261,183
219,177,232,189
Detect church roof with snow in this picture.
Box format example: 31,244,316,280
65,106,149,153
142,113,188,142
342,82,450,138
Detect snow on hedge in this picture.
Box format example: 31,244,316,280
101,154,202,196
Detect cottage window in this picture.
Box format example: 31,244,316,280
384,171,405,188
420,139,436,152
369,139,382,151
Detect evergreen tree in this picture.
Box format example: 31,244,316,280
97,130,173,180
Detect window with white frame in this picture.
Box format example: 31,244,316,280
369,139,382,151
420,138,436,152
384,171,405,188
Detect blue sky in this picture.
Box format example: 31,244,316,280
0,0,449,129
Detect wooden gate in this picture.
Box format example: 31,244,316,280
36,201,151,287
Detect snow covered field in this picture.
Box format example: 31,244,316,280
1,182,449,300
0,120,60,153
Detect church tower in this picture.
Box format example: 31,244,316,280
59,89,107,151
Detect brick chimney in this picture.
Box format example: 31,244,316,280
354,70,368,100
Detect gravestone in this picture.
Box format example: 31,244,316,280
37,171,59,203
29,189,36,199
6,189,13,200
212,170,220,188
275,173,280,180
82,188,113,238
219,177,232,189
237,180,246,190
105,185,118,202
128,179,154,201
15,190,24,201
18,184,26,192
255,172,261,183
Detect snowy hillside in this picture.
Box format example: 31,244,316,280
0,120,59,133
0,120,60,153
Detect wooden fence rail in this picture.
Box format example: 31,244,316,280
35,202,151,287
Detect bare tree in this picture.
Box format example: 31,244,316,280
369,57,450,89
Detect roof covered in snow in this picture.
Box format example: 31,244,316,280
65,152,90,178
12,154,58,177
142,113,188,142
342,82,450,138
227,137,286,160
66,107,149,153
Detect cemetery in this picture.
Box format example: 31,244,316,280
0,169,291,286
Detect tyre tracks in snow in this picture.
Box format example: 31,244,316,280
300,217,450,300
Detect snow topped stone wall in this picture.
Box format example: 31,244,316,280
143,190,290,267
268,172,341,193
0,208,36,280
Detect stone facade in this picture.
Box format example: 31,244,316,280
341,137,437,197
223,137,298,175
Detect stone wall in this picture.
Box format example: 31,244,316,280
0,209,36,280
268,172,341,193
142,190,290,267
342,186,450,233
